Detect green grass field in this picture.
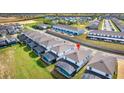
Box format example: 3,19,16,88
71,22,89,29
109,20,120,32
0,44,85,79
98,19,104,30
0,44,54,79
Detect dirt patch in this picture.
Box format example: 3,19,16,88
0,48,15,78
0,20,36,25
0,17,36,25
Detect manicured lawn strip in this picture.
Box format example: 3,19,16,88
98,19,104,30
111,20,121,32
15,44,54,79
109,20,120,32
73,34,124,51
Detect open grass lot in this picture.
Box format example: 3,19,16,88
71,23,89,29
73,34,124,51
0,44,86,79
0,44,54,79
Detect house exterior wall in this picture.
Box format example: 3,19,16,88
64,54,92,71
51,47,74,57
52,26,83,35
86,66,112,79
56,67,72,78
88,33,124,44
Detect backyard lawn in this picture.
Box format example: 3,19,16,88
0,44,54,79
0,44,86,79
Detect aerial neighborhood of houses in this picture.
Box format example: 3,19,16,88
0,13,124,79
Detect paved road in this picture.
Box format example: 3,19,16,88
26,26,124,61
45,30,124,60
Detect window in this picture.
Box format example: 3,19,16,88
105,73,109,77
103,34,106,37
89,67,92,70
107,35,110,37
118,36,121,38
111,35,114,38
114,35,117,38
89,33,92,35
94,33,96,35
97,34,100,36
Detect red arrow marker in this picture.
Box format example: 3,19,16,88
76,43,80,50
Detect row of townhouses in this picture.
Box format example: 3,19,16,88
0,23,23,36
18,31,118,79
0,37,18,47
52,24,84,36
87,30,124,44
112,18,124,32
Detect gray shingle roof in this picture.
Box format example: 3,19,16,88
56,61,76,75
43,52,58,61
65,49,92,63
33,45,46,53
38,36,54,44
82,73,101,79
0,24,22,35
24,31,41,37
41,39,64,48
0,39,7,46
87,53,117,75
37,24,50,27
89,30,124,37
50,43,74,54
32,35,46,42
112,18,124,32
86,20,100,28
27,41,37,48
